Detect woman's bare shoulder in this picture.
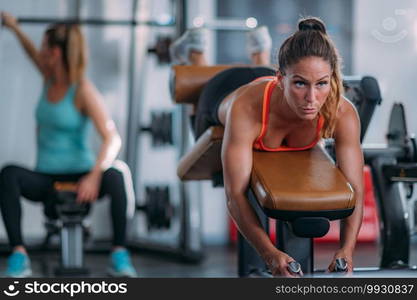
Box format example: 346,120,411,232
335,96,361,138
337,96,359,118
74,78,105,113
77,78,93,92
232,79,269,110
223,83,265,129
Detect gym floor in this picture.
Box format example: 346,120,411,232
0,236,416,278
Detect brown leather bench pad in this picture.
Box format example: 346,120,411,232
177,126,355,212
251,147,355,211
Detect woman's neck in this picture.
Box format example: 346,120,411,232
49,63,70,86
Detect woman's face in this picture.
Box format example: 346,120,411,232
278,56,332,121
39,35,59,71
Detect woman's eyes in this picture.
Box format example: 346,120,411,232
293,81,328,87
294,81,306,87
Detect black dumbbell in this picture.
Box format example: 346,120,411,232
287,261,302,275
136,185,173,230
140,111,174,147
334,258,348,273
147,35,173,64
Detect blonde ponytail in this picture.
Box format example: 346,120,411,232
66,25,87,83
45,23,88,84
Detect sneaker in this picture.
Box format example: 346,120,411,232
5,252,32,278
169,27,208,65
108,249,137,277
246,25,272,55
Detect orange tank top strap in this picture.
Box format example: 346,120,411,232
253,78,278,150
253,75,276,82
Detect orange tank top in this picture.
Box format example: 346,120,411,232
253,77,324,151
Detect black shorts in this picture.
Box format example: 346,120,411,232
194,66,276,139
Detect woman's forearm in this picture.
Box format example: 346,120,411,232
226,191,278,259
340,191,364,252
90,133,121,175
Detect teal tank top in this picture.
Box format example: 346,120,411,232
35,83,95,174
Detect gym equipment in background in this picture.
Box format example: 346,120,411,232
47,182,90,276
136,185,174,230
140,111,174,147
364,102,417,269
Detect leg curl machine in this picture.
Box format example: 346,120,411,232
169,65,356,276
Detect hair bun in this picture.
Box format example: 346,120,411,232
298,17,326,34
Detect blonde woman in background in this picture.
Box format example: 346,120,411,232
0,11,137,278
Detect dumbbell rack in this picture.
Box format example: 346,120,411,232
123,0,203,263
127,45,202,262
126,96,204,263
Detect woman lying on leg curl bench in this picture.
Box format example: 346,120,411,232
171,17,364,277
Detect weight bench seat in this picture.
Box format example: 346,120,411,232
251,148,354,220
